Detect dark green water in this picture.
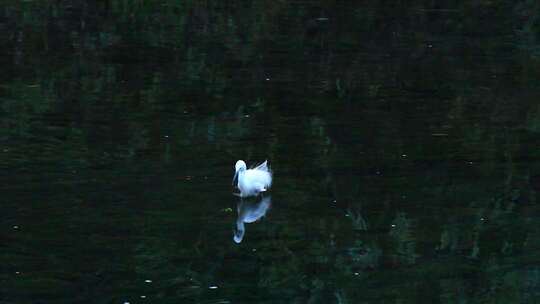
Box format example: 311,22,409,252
2,1,540,303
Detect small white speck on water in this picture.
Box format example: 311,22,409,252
252,248,257,252
164,135,169,138
480,217,485,221
15,271,20,274
13,225,19,230
145,279,152,283
468,161,473,165
123,302,130,304
354,272,359,276
266,78,270,81
140,295,146,299
402,154,407,157
391,224,396,228
244,115,250,118
345,214,350,217
209,285,218,289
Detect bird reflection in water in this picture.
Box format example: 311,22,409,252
233,195,271,243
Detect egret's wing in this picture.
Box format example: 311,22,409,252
253,160,269,172
245,170,272,189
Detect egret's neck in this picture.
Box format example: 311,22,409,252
237,170,246,187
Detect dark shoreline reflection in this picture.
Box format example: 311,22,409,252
233,195,271,243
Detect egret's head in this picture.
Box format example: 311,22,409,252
235,160,247,172
233,160,247,186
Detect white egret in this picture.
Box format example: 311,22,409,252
234,196,271,243
232,160,272,197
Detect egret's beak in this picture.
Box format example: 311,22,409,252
232,170,239,186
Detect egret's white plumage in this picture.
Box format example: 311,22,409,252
234,196,271,243
233,160,272,197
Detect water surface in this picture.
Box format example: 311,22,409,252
2,2,540,303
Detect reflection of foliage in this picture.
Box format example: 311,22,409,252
390,212,418,265
1,82,50,137
345,208,368,231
